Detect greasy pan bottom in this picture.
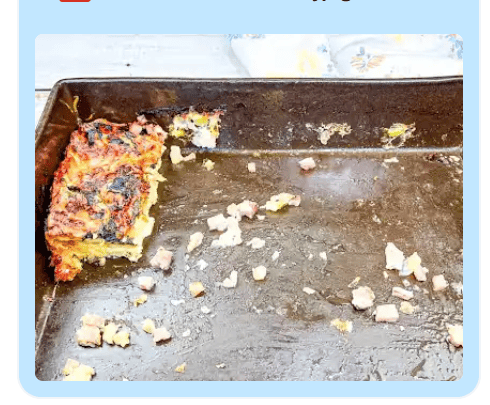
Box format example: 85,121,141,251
35,150,462,381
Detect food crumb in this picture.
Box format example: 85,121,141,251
247,237,265,249
352,286,375,310
447,324,463,347
207,214,229,231
153,327,172,343
348,276,360,288
299,157,316,171
375,304,399,322
252,266,267,281
102,322,119,344
187,232,204,253
331,318,353,333
76,326,101,347
62,359,95,382
81,314,105,329
150,247,173,270
182,329,191,337
385,242,404,271
203,159,215,171
189,282,205,297
201,306,211,314
113,331,130,348
175,363,186,373
138,276,155,291
400,301,415,315
170,145,196,164
303,287,316,295
432,274,449,292
133,294,148,307
222,270,238,288
319,252,328,261
392,287,414,301
248,162,256,173
265,193,301,211
142,319,156,334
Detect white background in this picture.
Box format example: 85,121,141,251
1,1,486,403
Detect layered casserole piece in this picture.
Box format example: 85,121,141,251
45,116,167,281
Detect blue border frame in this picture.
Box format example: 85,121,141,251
20,0,479,397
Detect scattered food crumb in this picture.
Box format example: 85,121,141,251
197,259,208,270
372,214,382,224
247,162,256,173
402,279,411,288
81,314,105,329
303,287,316,295
133,294,148,307
211,217,243,248
252,266,267,281
187,232,204,253
330,318,353,333
352,286,375,310
175,363,186,373
401,252,421,277
414,265,429,282
308,253,314,261
447,324,463,347
432,275,449,292
265,193,301,211
257,215,265,221
201,306,211,314
171,299,185,306
138,276,155,291
102,322,119,344
319,252,328,261
383,271,389,280
247,237,266,249
385,242,404,271
392,287,414,301
62,359,95,381
182,329,191,337
150,247,173,270
400,301,415,315
227,200,259,221
142,319,156,334
189,282,205,297
272,251,280,261
384,157,399,163
203,159,215,171
375,304,399,322
153,327,172,343
207,214,229,231
348,277,361,288
400,326,405,331
299,157,316,171
170,145,196,164
222,270,238,288
216,363,226,369
113,331,130,348
76,326,101,347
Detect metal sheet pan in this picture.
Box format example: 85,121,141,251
35,78,463,381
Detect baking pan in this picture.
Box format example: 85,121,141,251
35,78,463,381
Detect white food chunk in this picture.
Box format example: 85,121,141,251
150,247,173,270
252,266,267,281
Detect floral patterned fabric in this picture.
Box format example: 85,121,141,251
227,34,463,78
